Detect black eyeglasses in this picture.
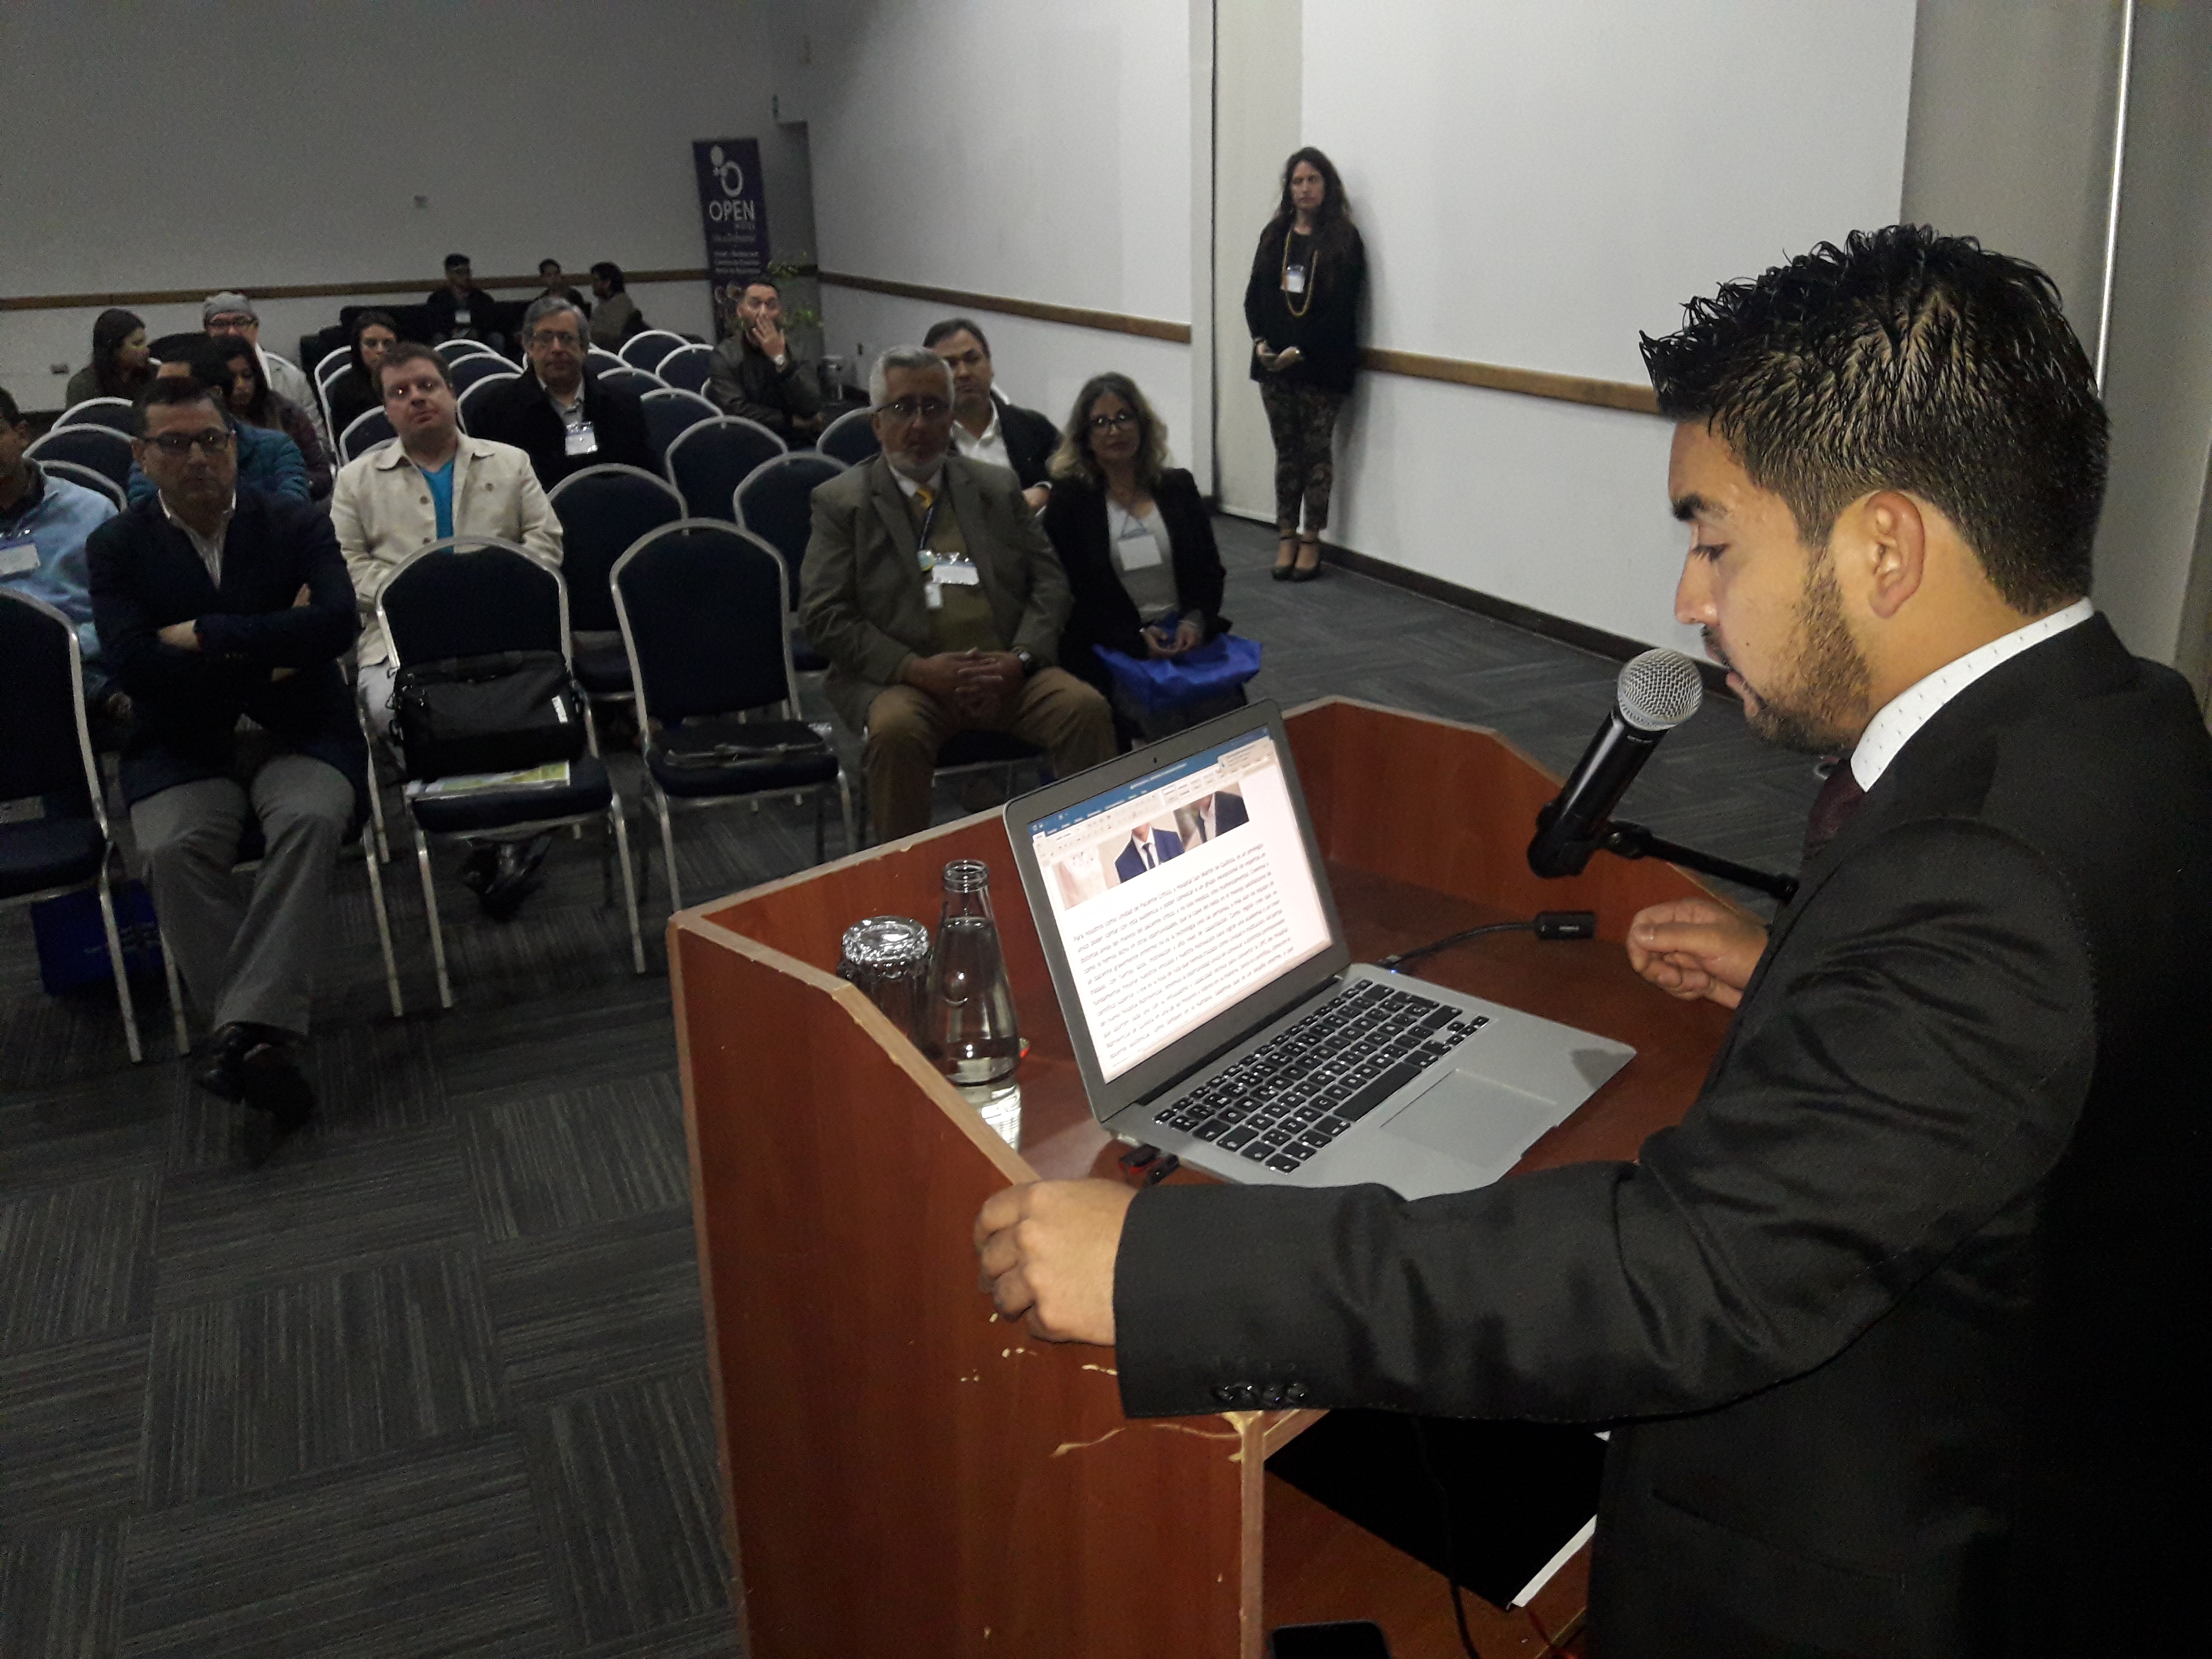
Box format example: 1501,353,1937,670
1088,411,1137,432
145,429,234,457
879,397,951,422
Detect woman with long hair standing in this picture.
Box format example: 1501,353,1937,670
1245,147,1365,582
64,308,154,409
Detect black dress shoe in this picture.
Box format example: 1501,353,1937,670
191,1024,252,1103
459,843,500,894
233,1028,314,1169
1271,562,1296,582
1289,560,1322,582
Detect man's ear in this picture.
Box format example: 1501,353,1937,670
1851,491,1927,622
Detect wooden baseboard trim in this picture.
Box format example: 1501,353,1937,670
818,272,1193,343
1357,346,1661,415
0,268,718,313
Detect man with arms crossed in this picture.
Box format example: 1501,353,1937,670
975,228,2209,1652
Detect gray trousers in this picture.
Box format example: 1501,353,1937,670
131,753,353,1037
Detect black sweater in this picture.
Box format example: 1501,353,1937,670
1042,469,1227,697
1243,219,1366,394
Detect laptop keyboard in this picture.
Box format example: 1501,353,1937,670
1150,980,1490,1174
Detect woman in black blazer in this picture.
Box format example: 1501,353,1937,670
1041,372,1227,720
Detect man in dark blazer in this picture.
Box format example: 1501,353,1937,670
88,376,364,1163
1176,788,1248,847
1114,821,1183,883
464,297,654,490
926,318,1059,510
799,347,1115,841
974,229,2210,1653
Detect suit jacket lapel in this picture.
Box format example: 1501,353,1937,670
869,457,918,562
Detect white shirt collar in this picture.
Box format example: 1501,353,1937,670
160,490,237,583
888,460,945,500
1850,598,2095,790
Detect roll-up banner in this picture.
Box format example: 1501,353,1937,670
692,138,771,341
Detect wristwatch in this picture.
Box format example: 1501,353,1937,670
1013,648,1037,677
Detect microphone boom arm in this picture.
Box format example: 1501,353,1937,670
1598,819,1800,905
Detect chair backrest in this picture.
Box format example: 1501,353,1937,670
315,347,351,387
546,464,686,633
639,387,719,468
587,347,626,373
612,521,796,724
656,345,713,394
55,397,136,435
340,407,396,462
377,537,566,668
619,330,688,372
0,589,98,817
666,417,787,521
455,373,519,432
596,366,663,399
25,425,134,490
38,460,128,512
436,339,495,364
449,354,517,393
818,406,881,466
734,451,846,596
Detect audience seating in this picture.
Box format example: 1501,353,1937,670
666,417,786,522
436,340,497,365
618,330,689,372
38,460,126,513
340,407,397,462
639,387,719,470
818,406,881,466
375,537,645,1007
25,425,133,492
611,521,853,909
587,347,626,374
449,355,518,395
596,366,663,400
655,345,713,395
0,589,146,1063
734,450,846,672
544,463,686,704
314,347,350,387
455,373,519,432
56,398,137,435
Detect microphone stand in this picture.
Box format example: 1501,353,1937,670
1598,819,1800,905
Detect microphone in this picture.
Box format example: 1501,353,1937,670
1527,648,1704,878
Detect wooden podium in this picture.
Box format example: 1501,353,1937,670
671,699,1737,1658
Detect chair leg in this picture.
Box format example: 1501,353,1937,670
837,771,857,859
95,865,143,1065
160,921,190,1058
366,763,391,864
415,826,455,1010
362,836,405,1019
655,789,682,915
610,800,646,974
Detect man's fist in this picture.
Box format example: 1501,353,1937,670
1625,896,1769,1009
973,1178,1135,1346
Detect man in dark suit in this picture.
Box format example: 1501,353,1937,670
464,296,655,490
927,318,1059,510
974,228,2210,1653
89,376,365,1164
1114,822,1184,883
799,347,1115,842
1176,788,1249,847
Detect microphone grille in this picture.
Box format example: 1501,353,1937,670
1617,647,1705,731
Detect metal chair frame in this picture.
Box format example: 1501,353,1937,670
55,397,136,434
817,406,881,466
25,425,134,491
374,536,645,1006
339,407,395,463
544,463,687,713
314,347,351,387
618,330,690,372
611,521,855,913
455,371,522,432
654,344,714,394
664,416,788,520
436,339,497,365
39,460,126,513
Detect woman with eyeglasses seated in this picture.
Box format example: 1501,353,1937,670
217,338,333,500
1041,373,1228,735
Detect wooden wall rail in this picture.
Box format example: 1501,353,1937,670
818,270,1194,343
0,267,714,313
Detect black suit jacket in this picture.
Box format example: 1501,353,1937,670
1042,469,1227,698
465,369,656,490
990,391,1059,489
1112,617,2211,1655
87,491,367,820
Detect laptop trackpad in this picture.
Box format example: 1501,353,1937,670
1378,1067,1567,1170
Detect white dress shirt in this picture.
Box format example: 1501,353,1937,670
951,403,1011,474
160,491,236,585
1850,598,2095,790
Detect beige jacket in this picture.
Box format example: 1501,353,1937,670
331,434,562,664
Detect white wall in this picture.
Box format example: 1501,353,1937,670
0,0,815,406
1292,0,1917,651
803,0,1193,460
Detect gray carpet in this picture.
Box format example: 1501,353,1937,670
0,514,1820,1657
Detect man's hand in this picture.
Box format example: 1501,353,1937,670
1626,897,1769,1009
158,620,201,651
902,652,970,703
974,1178,1135,1344
1022,483,1051,513
954,651,1023,721
1144,618,1204,659
749,316,787,362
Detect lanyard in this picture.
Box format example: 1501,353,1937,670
915,494,940,550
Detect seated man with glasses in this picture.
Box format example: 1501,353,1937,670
126,340,310,506
467,296,655,490
87,376,365,1166
799,346,1116,841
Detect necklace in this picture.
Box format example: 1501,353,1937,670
1281,223,1318,319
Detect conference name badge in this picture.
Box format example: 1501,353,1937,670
0,533,39,578
1284,265,1307,296
564,423,599,458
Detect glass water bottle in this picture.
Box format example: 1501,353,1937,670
925,860,1021,1090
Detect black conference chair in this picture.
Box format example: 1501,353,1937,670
639,388,719,472
587,347,626,375
734,450,846,671
376,537,645,1006
26,425,133,492
313,347,350,387
436,339,496,365
619,330,689,373
0,589,147,1063
656,345,713,395
597,366,663,400
456,373,520,433
545,464,687,704
612,521,853,911
450,354,518,394
666,417,786,522
55,397,136,435
340,407,395,462
39,460,126,513
818,406,881,466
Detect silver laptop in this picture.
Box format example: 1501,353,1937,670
1003,700,1635,1200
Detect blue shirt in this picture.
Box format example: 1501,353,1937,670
0,463,116,661
419,459,456,539
125,421,309,506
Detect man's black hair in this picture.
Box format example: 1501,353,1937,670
923,317,991,356
591,261,625,291
134,374,228,433
0,385,21,427
151,335,231,393
444,252,470,270
1640,225,2106,613
539,258,561,274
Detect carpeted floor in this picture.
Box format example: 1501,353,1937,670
0,513,1821,1657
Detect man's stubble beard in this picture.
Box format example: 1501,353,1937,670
1739,550,1873,756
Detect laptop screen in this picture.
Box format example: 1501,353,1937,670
1022,729,1334,1082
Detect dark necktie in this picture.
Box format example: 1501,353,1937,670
1802,759,1866,864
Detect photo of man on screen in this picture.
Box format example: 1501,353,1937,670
1175,786,1249,848
1114,821,1184,883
